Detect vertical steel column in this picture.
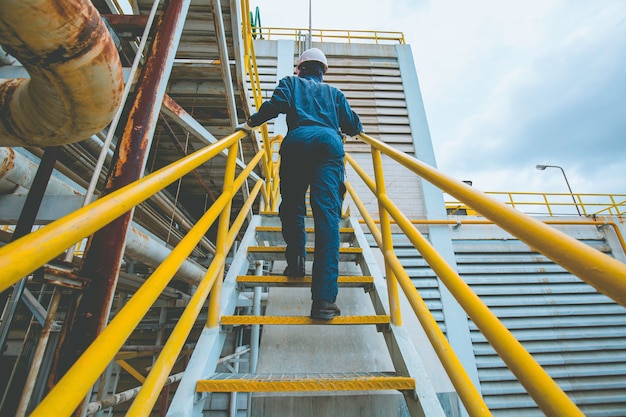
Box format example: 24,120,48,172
247,260,263,417
46,0,192,410
64,0,161,263
211,0,252,222
0,146,60,417
0,146,60,351
15,289,62,417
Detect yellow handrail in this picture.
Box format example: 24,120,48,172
28,135,266,417
362,217,626,257
241,0,278,212
0,131,245,293
127,187,264,416
345,180,492,417
255,26,406,44
357,133,626,308
124,180,262,416
346,149,586,416
446,191,626,217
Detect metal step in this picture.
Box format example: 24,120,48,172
236,275,374,289
197,372,415,393
220,315,390,326
255,225,355,245
260,210,350,219
247,246,362,262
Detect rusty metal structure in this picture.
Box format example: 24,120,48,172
0,0,258,415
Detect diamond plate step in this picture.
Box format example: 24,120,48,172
247,246,362,262
236,275,374,289
197,372,415,393
220,315,390,326
255,225,355,245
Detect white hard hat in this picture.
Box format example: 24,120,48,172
297,48,328,73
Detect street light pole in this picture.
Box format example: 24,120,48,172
307,0,312,50
536,164,582,215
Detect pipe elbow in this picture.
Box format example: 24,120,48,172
0,0,124,147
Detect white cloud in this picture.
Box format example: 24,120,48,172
251,0,626,194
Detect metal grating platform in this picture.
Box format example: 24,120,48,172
236,275,374,288
255,225,356,244
197,372,415,392
220,315,390,326
246,246,363,262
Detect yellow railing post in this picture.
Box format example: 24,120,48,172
207,141,239,328
270,136,282,211
263,135,280,211
371,148,402,325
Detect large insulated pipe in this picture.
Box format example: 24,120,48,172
0,0,124,147
0,147,79,195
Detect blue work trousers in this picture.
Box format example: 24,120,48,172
279,127,345,303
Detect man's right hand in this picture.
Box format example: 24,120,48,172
235,122,253,133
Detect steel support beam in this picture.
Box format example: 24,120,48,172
47,3,191,415
0,147,60,352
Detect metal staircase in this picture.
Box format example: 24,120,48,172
168,212,445,417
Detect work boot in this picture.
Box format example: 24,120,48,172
283,256,305,278
310,299,341,320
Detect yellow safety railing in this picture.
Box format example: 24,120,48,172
252,26,405,45
7,2,611,415
345,132,626,417
362,217,626,257
446,191,626,217
0,132,248,288
0,129,278,416
241,0,281,213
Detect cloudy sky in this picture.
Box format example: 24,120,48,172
250,0,626,195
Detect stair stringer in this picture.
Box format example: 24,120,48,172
166,215,262,417
349,216,446,417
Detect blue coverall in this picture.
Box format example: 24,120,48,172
248,72,362,303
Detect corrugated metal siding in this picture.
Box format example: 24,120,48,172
326,56,414,155
367,233,446,331
454,225,626,416
380,223,626,415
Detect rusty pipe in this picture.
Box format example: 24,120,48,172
0,0,124,146
0,147,79,195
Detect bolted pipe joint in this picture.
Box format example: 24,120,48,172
0,0,124,147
